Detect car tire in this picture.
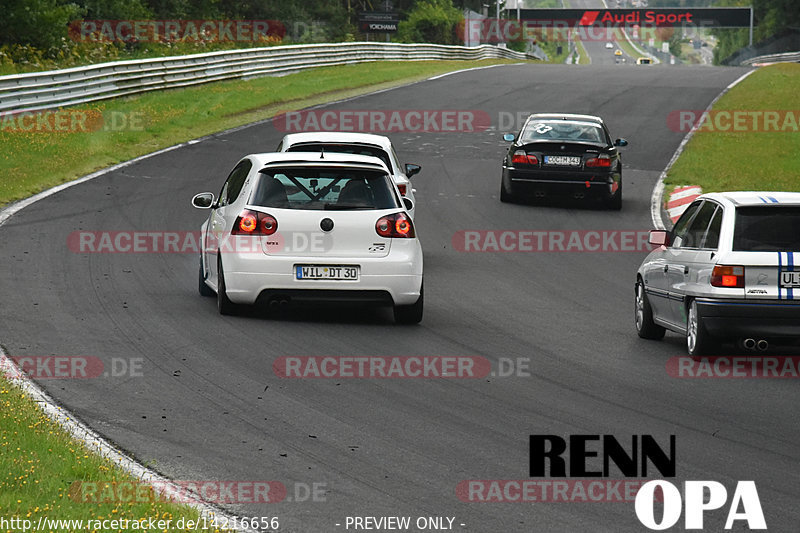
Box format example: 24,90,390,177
687,299,716,357
394,282,423,324
217,257,239,316
606,180,622,210
635,280,665,340
199,257,214,297
500,181,514,203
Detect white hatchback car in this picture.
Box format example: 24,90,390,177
276,132,421,219
192,152,424,323
636,192,800,355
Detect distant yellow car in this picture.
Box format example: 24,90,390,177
614,49,623,56
636,57,652,65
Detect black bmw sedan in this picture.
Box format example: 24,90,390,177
500,113,628,209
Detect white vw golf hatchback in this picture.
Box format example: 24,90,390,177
636,192,800,355
192,152,424,324
276,132,421,219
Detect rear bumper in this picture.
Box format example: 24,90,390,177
502,167,619,198
696,298,800,338
220,241,423,306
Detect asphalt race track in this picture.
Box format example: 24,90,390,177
3,63,799,532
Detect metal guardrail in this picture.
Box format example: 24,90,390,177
741,51,800,66
0,42,532,113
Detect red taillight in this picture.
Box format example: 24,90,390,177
586,155,611,168
397,184,407,196
232,209,278,236
511,150,539,165
238,213,257,233
395,217,411,235
376,213,415,238
711,265,745,288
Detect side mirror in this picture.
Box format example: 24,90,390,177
503,133,516,142
404,163,421,178
403,197,414,211
192,192,215,209
648,229,670,247
614,138,628,147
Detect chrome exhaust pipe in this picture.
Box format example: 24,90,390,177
573,193,585,199
756,339,769,352
269,299,280,311
743,338,756,350
279,298,290,310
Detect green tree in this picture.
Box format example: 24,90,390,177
397,0,463,44
79,0,153,19
712,0,800,64
0,0,83,50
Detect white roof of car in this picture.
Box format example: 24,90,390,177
699,191,800,207
280,132,393,151
249,151,390,172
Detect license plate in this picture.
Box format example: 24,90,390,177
780,271,800,288
295,265,359,280
544,155,581,166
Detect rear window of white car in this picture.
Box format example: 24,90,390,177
251,167,400,211
286,144,393,172
733,206,800,251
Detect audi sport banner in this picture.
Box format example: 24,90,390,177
513,8,751,28
358,12,400,33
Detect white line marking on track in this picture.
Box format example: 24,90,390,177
649,69,756,229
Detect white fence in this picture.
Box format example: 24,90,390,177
0,42,532,113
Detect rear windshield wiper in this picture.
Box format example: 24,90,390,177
324,204,372,210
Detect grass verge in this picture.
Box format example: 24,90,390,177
665,63,800,193
0,375,231,532
615,33,646,63
575,38,591,65
537,40,568,64
0,58,521,206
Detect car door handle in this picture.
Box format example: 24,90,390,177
663,265,669,273
684,266,689,275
